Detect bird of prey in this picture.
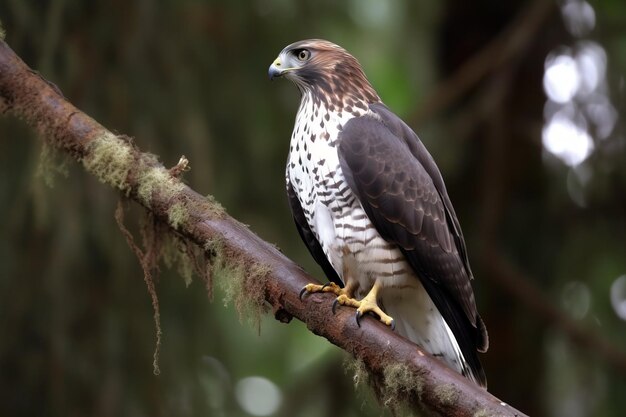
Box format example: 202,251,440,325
269,39,488,387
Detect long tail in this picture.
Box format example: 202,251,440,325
381,286,487,387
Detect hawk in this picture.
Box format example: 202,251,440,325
269,39,488,387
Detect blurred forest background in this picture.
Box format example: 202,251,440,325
1,1,625,416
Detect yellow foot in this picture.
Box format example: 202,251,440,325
334,293,396,330
300,280,395,331
299,281,351,300
333,293,396,330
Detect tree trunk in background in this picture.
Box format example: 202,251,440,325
437,1,565,413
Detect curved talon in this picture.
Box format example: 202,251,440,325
390,318,396,331
355,310,362,327
321,283,330,290
298,287,308,300
332,298,339,314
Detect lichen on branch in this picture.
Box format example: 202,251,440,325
82,131,135,193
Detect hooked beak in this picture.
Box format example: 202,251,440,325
268,57,284,80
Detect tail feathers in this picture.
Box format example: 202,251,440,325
476,313,489,353
383,293,487,388
442,317,487,388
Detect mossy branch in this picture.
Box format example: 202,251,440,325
0,39,527,417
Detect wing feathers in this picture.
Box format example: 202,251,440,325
337,106,487,385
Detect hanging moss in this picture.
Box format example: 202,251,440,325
345,357,370,390
115,202,162,375
62,128,245,371
344,357,434,416
381,362,425,411
36,142,69,188
207,238,271,333
162,235,194,287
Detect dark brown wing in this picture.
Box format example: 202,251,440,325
371,103,475,284
286,177,343,286
337,104,487,385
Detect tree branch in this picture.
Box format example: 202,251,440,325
0,39,527,417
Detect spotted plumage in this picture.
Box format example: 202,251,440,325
269,39,488,387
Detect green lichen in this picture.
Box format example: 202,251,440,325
167,201,190,230
472,409,491,417
163,193,222,231
434,383,458,406
82,131,134,194
382,363,425,408
136,164,185,207
205,193,225,218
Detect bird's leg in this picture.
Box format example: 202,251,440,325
299,281,356,300
335,280,395,330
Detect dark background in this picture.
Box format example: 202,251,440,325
1,1,625,416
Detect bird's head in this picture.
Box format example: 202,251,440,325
268,39,379,105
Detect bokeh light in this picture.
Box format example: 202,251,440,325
543,53,580,104
235,376,283,416
542,112,594,167
610,275,626,321
541,1,619,169
561,0,596,37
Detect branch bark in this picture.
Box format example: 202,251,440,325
0,40,526,417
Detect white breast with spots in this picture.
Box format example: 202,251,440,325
286,92,403,292
286,92,473,382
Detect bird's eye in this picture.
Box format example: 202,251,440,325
296,49,311,61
